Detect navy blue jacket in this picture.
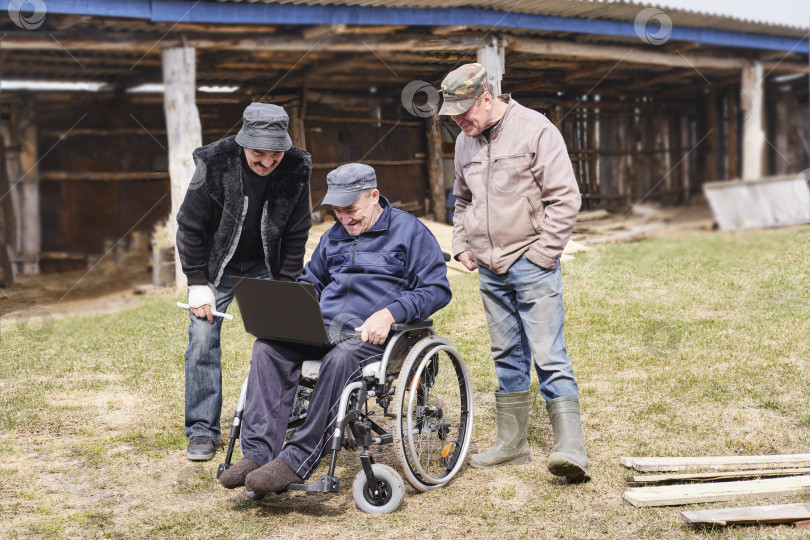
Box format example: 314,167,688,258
299,196,451,335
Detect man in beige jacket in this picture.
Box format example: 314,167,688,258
439,63,590,482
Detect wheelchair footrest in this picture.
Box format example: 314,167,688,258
287,475,340,493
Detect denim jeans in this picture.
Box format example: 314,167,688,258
478,256,579,402
185,260,269,441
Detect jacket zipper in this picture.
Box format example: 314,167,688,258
485,139,496,273
334,237,360,336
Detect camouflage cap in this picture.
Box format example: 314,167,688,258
438,63,490,116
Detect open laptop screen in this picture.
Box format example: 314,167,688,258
229,276,333,346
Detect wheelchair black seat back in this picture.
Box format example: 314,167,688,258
218,321,474,513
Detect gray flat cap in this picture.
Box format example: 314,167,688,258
235,102,292,152
322,163,377,207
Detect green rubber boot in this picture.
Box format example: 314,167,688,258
469,391,531,469
546,397,591,482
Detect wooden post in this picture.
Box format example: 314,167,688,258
726,89,739,179
288,106,307,151
704,89,719,182
0,136,15,286
680,115,691,202
287,103,314,219
586,108,597,206
773,88,791,175
598,111,614,206
617,112,629,204
476,36,505,96
0,120,23,262
667,113,681,203
742,61,765,180
652,114,668,203
17,105,40,274
426,114,445,223
162,45,202,291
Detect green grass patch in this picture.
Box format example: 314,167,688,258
1,225,809,538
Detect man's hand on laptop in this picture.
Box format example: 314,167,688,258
355,309,395,345
188,285,216,324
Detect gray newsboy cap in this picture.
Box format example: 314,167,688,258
322,163,378,207
235,102,292,152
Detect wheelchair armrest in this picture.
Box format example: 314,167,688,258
390,320,433,332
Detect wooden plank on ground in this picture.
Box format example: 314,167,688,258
624,475,810,507
620,454,810,472
681,502,810,525
626,467,810,486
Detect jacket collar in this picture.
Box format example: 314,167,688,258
328,195,392,240
477,94,514,142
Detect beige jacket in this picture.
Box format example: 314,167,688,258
452,96,581,274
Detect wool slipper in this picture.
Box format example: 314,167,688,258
245,458,303,495
219,458,259,489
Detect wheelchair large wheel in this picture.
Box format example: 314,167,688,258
352,464,404,514
393,335,474,492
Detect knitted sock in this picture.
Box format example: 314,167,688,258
245,458,303,495
219,458,259,489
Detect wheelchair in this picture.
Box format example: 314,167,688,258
217,321,475,513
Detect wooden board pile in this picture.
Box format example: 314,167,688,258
621,454,810,527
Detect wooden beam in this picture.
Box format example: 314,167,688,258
0,32,486,54
681,503,810,525
626,467,810,486
624,475,810,507
620,453,810,472
304,115,422,128
162,45,202,291
430,26,469,36
40,172,169,182
511,38,809,74
312,159,424,170
564,65,611,81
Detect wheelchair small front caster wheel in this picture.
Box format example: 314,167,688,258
352,464,403,514
245,487,264,501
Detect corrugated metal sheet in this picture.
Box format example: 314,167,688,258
703,174,810,231
217,0,809,38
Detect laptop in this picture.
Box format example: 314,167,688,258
230,276,353,346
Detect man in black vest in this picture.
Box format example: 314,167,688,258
176,103,312,461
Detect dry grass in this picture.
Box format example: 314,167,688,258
1,225,809,538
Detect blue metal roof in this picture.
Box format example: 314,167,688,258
2,0,806,54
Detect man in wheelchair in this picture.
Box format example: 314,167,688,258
218,163,451,497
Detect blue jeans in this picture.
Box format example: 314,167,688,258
478,256,579,402
184,260,269,441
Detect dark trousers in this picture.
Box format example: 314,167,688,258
240,339,384,480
